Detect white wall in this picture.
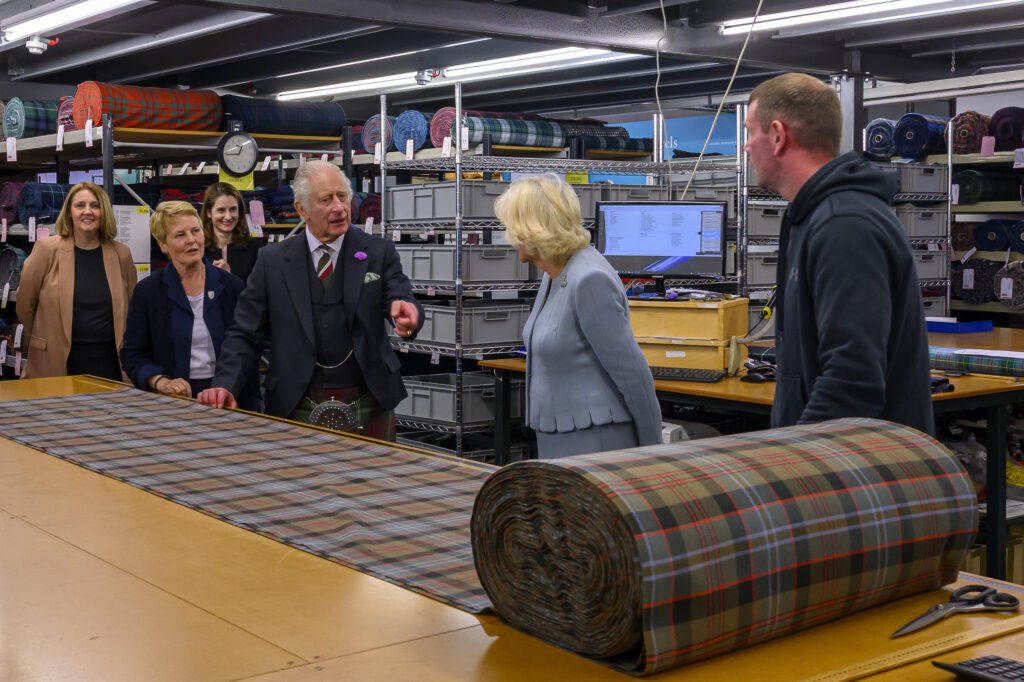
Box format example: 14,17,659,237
957,91,1024,115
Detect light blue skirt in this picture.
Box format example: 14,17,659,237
535,421,640,459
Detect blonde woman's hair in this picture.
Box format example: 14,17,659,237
494,174,590,265
150,201,201,243
55,182,118,242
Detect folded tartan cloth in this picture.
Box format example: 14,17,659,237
949,111,991,154
472,418,977,674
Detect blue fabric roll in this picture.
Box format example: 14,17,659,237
17,182,71,225
221,95,346,136
1008,221,1024,253
393,110,431,152
894,113,949,160
865,118,897,158
974,219,1012,251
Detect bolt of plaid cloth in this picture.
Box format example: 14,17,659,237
930,345,1024,376
17,182,72,225
952,169,1021,204
989,106,1024,152
865,118,897,158
221,95,346,136
948,111,992,155
428,107,542,147
893,113,949,160
361,115,395,153
471,418,977,674
2,97,60,139
73,81,222,131
393,110,431,152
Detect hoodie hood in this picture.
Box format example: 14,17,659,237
787,151,899,224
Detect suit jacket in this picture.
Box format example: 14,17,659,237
16,235,137,379
119,261,260,410
212,227,423,418
523,246,662,446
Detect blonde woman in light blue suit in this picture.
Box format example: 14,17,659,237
495,174,662,459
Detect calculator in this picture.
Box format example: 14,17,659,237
932,655,1024,680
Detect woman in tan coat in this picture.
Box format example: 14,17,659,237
17,181,136,380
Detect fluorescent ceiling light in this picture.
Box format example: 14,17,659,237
720,0,1022,35
278,47,643,101
277,37,491,80
1,0,141,43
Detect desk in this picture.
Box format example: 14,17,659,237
5,378,1024,680
478,357,1024,581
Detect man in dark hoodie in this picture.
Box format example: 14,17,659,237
744,72,934,435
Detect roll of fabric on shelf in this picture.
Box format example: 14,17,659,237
2,98,60,139
458,116,566,147
17,182,72,225
864,118,897,158
471,418,977,674
111,184,162,209
989,106,1024,151
575,136,655,152
930,345,1024,377
952,222,976,251
220,95,346,136
0,182,24,223
56,96,76,130
893,113,949,159
361,115,395,154
349,125,365,153
0,245,27,289
952,258,1001,304
0,100,5,123
974,219,1013,251
993,261,1024,310
1009,220,1024,253
73,81,222,131
357,193,381,224
952,169,1021,204
428,107,540,147
949,111,991,155
392,110,431,152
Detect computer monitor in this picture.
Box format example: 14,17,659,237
595,200,727,290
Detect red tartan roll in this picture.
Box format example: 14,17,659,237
72,81,223,131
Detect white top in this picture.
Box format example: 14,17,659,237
187,293,216,380
305,228,343,272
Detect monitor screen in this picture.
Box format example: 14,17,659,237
595,201,727,278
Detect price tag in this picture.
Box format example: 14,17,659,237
28,217,37,242
1,218,7,243
399,345,409,353
405,138,415,160
13,351,21,376
461,127,470,151
165,164,174,175
299,155,306,169
36,226,49,241
260,156,273,172
317,153,327,163
1014,149,1024,170
178,163,189,175
981,136,996,156
249,200,266,228
927,242,940,251
85,119,94,147
56,124,65,151
442,136,452,157
963,268,975,290
13,323,23,349
960,246,977,263
1,282,9,308
6,136,16,162
430,351,440,365
1001,277,1014,300
951,184,959,205
373,142,382,165
365,217,374,232
425,228,435,237
427,286,436,297
361,178,370,194
350,149,357,162
197,161,206,173
392,228,401,242
0,340,7,364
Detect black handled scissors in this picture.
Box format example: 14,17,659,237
891,584,1020,638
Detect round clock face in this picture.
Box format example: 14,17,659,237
218,132,259,176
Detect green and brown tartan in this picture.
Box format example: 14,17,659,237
0,389,493,613
289,385,396,441
472,418,978,674
930,346,1024,377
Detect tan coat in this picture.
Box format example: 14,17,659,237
16,236,137,379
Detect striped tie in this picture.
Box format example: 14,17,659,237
316,245,334,286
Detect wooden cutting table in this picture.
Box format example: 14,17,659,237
3,376,1024,681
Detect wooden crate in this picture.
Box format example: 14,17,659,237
635,337,745,370
629,298,750,341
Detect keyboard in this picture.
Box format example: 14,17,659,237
650,366,727,383
933,655,1024,681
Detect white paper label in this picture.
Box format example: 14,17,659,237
28,217,36,242
197,161,206,173
165,164,173,175
299,155,306,169
951,184,960,205
461,127,469,151
365,217,374,232
1014,149,1024,170
427,286,436,297
374,142,382,164
56,124,65,151
321,153,329,162
177,163,189,175
260,156,272,172
85,119,94,147
392,228,401,242
6,137,16,162
442,136,452,157
399,345,409,353
1,282,9,308
405,138,415,160
963,268,975,290
0,340,7,364
665,351,687,358
961,247,977,263
361,178,370,194
430,351,440,365
13,351,21,376
927,242,940,251
1001,277,1014,300
13,323,23,349
1,218,6,243
350,149,357,161
248,200,265,227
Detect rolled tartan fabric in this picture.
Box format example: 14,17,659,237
0,181,24,223
930,345,1024,377
560,124,628,139
949,111,991,155
472,418,976,674
358,193,381,224
952,169,1021,204
392,110,431,152
989,106,1024,152
0,100,4,123
577,136,654,152
17,182,72,225
894,113,949,159
459,116,565,147
429,107,540,147
2,98,59,139
73,81,222,131
361,115,395,153
0,244,27,288
220,95,346,136
993,261,1024,310
951,222,976,251
1010,221,1024,253
349,124,366,153
952,258,1001,304
57,96,76,130
111,184,162,209
974,219,1012,251
865,118,897,158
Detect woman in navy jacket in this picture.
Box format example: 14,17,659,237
121,201,259,410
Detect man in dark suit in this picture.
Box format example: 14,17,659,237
198,161,422,440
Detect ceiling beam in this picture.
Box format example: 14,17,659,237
843,14,1024,48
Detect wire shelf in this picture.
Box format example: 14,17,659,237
918,279,950,287
387,219,594,231
395,419,494,433
386,156,714,175
390,338,524,357
409,282,540,293
894,193,947,202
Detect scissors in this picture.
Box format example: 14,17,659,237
891,584,1020,638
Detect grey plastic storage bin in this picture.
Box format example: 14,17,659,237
747,204,785,237
397,244,531,283
397,431,529,463
600,185,672,203
392,300,531,347
894,205,948,237
921,295,947,317
746,250,779,287
913,250,949,280
898,165,948,195
387,181,601,221
677,186,737,219
397,372,524,426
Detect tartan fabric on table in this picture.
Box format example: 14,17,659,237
2,98,59,139
931,346,1024,376
459,116,566,147
949,111,992,155
17,182,71,225
0,388,495,613
73,81,222,131
220,95,346,136
472,418,977,674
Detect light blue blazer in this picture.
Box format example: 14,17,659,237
522,246,662,445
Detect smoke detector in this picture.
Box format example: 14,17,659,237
25,36,50,55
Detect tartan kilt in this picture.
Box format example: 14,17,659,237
290,385,396,441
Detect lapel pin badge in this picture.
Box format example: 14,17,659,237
207,291,214,299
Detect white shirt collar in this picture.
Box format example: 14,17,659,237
305,227,343,255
